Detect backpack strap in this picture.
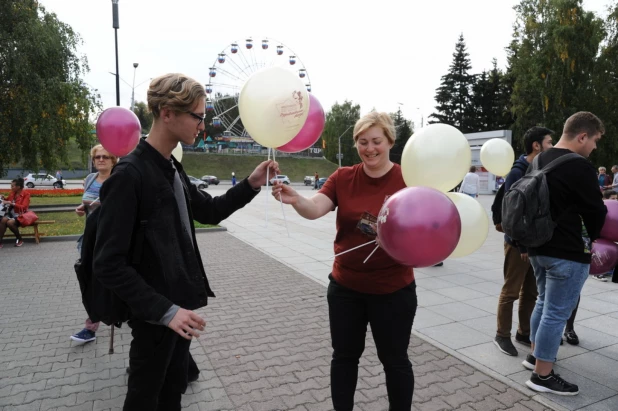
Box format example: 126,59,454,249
533,153,582,173
84,173,98,191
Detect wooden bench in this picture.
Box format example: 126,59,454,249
5,220,55,244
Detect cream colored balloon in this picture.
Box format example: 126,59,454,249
172,142,183,162
238,66,309,148
446,193,489,258
480,138,514,176
401,123,471,192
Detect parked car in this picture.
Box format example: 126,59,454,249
188,175,208,190
304,176,315,186
201,175,220,185
317,177,327,189
23,173,66,189
268,175,291,185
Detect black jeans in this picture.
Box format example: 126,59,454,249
327,275,417,411
123,320,190,411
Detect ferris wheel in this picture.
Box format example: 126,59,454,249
206,37,312,138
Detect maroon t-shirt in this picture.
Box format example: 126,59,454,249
319,163,415,294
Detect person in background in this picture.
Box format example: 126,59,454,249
458,166,480,198
70,145,118,343
0,178,30,248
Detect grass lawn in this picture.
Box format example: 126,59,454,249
30,196,82,206
31,211,218,237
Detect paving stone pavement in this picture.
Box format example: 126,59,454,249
0,232,554,411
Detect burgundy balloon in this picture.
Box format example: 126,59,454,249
590,239,618,275
600,200,618,242
96,107,141,157
376,187,462,268
277,93,325,153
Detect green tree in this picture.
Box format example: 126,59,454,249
470,59,514,132
0,0,100,176
589,2,618,167
322,100,360,166
390,108,413,165
509,0,605,150
429,34,476,132
132,101,153,135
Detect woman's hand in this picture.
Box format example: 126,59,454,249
75,204,86,217
271,181,301,205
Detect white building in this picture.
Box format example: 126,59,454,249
464,130,513,195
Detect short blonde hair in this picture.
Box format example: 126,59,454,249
353,112,396,146
90,144,118,166
599,167,607,172
147,73,206,118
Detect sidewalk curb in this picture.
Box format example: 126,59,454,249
19,226,227,243
411,330,569,411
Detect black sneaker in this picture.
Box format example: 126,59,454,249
494,336,518,356
526,370,579,395
564,329,579,345
515,332,531,346
522,354,536,370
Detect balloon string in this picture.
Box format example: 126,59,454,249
264,148,271,228
363,244,380,264
333,240,376,258
272,149,291,237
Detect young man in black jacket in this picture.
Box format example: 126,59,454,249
522,112,607,396
93,73,279,410
495,127,553,357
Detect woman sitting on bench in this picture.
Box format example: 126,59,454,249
0,177,31,248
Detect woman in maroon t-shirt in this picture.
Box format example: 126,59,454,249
272,112,417,410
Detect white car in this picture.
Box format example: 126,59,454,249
269,175,291,185
188,175,208,190
23,173,66,189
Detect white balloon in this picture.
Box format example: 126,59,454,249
446,193,489,258
172,142,183,162
401,124,471,193
239,66,309,148
480,138,514,176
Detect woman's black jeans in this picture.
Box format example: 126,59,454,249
327,275,417,411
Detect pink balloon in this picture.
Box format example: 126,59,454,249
590,239,618,275
377,187,462,267
277,93,325,153
96,107,141,157
600,200,618,241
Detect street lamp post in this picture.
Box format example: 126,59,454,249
131,62,139,111
112,0,120,107
337,125,353,168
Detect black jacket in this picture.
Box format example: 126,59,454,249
93,139,259,322
528,148,607,264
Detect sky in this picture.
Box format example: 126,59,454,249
39,0,612,130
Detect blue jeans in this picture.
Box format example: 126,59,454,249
462,192,476,198
529,256,589,362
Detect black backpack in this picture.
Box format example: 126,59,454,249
491,161,528,226
74,157,152,326
501,153,581,248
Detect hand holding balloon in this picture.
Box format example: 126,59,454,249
247,160,280,189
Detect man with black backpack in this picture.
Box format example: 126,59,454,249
503,112,607,396
494,127,554,358
92,73,279,410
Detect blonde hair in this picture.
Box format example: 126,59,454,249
353,112,396,146
599,167,606,172
90,144,118,166
147,73,206,118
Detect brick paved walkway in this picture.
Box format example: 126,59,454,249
0,232,552,410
